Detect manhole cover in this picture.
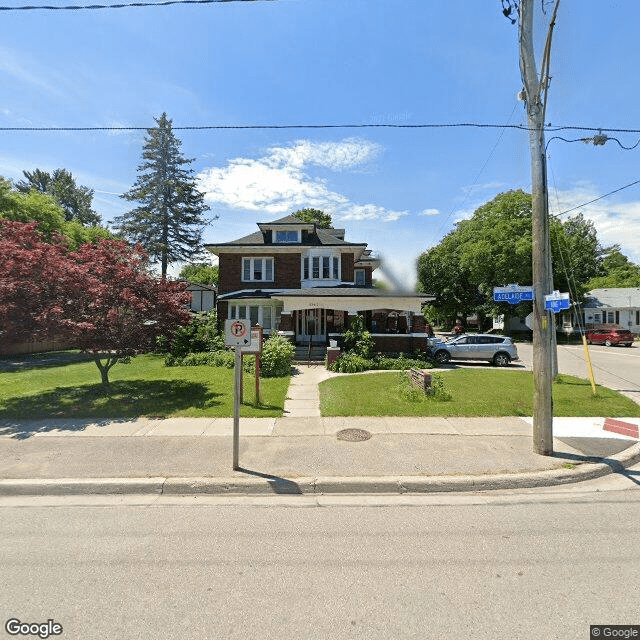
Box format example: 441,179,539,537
336,428,372,442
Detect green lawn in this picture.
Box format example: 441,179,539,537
319,369,640,417
0,352,289,419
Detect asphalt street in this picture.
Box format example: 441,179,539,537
1,469,639,640
514,340,640,403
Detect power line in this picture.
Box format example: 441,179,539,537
553,178,640,218
3,122,640,133
0,0,271,11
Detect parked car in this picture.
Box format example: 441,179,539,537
586,328,634,347
430,334,519,367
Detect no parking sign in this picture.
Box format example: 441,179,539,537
225,319,250,346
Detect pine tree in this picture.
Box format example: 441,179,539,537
116,113,210,277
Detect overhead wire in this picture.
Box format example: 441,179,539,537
4,122,640,133
0,0,272,10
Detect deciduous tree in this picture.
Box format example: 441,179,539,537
0,220,191,384
292,208,332,228
17,168,101,226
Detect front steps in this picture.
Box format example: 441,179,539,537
293,345,326,363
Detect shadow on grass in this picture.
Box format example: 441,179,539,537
0,379,220,439
0,350,95,373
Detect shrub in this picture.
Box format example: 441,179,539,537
328,353,373,373
165,349,256,372
165,311,224,358
342,315,374,358
259,334,295,377
394,371,452,402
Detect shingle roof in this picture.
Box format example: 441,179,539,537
584,288,640,308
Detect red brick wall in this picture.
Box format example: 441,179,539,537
275,253,301,288
342,253,354,282
217,252,301,294
372,335,430,354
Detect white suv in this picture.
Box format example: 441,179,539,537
430,334,519,367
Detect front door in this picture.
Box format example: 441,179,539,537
296,309,326,344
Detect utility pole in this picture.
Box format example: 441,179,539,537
518,0,560,455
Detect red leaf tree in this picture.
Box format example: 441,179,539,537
1,220,191,384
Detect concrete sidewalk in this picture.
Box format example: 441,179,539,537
1,415,639,496
1,364,639,496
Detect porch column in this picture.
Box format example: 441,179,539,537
412,314,426,333
279,312,294,332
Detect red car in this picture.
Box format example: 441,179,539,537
586,328,634,347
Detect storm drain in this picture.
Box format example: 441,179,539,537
336,428,372,442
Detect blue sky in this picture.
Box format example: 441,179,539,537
2,0,640,286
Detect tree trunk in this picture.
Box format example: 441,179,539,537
94,355,116,386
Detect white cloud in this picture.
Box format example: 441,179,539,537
551,184,640,264
197,138,406,223
419,208,440,217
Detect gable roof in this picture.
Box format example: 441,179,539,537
584,287,640,308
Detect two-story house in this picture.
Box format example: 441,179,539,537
206,215,434,353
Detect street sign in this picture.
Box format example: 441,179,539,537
544,291,570,314
493,284,534,304
524,312,534,330
240,326,263,354
225,319,250,346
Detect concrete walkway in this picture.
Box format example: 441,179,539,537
283,364,336,418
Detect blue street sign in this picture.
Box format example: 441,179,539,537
493,284,534,305
544,291,570,314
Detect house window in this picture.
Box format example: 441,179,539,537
355,269,366,286
275,230,299,243
303,254,341,281
229,304,281,331
242,257,274,282
322,256,330,279
607,311,615,324
637,310,639,325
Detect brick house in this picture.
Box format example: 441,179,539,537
205,215,434,353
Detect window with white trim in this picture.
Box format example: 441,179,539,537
302,254,341,281
229,303,281,330
275,230,300,243
242,257,273,282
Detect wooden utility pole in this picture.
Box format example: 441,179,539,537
518,0,560,455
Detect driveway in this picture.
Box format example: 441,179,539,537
515,341,640,404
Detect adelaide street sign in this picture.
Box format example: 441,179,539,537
544,291,570,313
493,284,535,304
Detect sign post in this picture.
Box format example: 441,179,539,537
225,319,250,471
241,325,263,406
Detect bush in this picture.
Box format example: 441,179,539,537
342,315,374,358
328,353,373,373
259,334,295,377
164,311,224,358
395,371,452,402
328,352,433,373
165,349,255,372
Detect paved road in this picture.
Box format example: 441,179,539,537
1,468,639,640
516,341,640,403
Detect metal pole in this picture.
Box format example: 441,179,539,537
233,345,241,470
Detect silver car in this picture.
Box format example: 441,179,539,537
430,334,519,367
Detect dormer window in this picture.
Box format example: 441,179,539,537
275,229,300,243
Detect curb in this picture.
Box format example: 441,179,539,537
1,442,639,497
